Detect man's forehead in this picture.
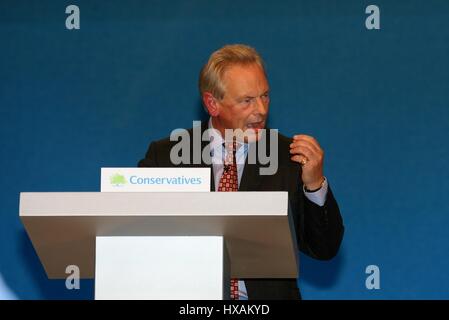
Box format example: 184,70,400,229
222,63,269,95
223,63,266,81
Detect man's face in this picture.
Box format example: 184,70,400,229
213,63,270,142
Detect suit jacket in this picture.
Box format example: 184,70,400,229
138,122,344,300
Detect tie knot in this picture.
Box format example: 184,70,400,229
223,140,238,154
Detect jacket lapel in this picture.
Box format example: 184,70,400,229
238,142,263,191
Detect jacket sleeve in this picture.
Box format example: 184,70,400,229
298,186,345,260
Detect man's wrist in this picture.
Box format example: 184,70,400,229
304,177,326,193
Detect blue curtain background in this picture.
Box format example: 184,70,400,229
1,0,448,299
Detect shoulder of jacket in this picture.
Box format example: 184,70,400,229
151,127,195,149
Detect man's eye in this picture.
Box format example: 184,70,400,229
244,98,252,103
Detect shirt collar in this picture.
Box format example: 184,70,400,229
207,118,248,152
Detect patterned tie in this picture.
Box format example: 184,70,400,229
217,140,239,300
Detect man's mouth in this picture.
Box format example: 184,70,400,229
246,121,265,130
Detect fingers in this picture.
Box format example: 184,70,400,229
290,139,323,156
293,135,322,152
290,140,321,156
291,135,323,156
289,143,315,159
290,154,309,166
289,135,324,167
293,134,318,143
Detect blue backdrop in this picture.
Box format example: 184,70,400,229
1,0,448,299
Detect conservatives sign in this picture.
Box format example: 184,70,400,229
101,168,210,192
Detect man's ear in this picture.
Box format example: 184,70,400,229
202,92,220,117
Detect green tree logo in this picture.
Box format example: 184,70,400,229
110,173,127,187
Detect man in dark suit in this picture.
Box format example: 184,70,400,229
138,44,344,300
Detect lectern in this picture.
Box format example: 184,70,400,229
19,192,299,299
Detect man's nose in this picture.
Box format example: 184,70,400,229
254,97,268,115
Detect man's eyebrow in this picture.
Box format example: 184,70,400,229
236,90,269,101
241,91,269,99
237,95,255,100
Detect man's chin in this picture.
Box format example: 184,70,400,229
236,128,265,143
223,126,266,143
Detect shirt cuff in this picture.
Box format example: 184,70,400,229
303,177,328,207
